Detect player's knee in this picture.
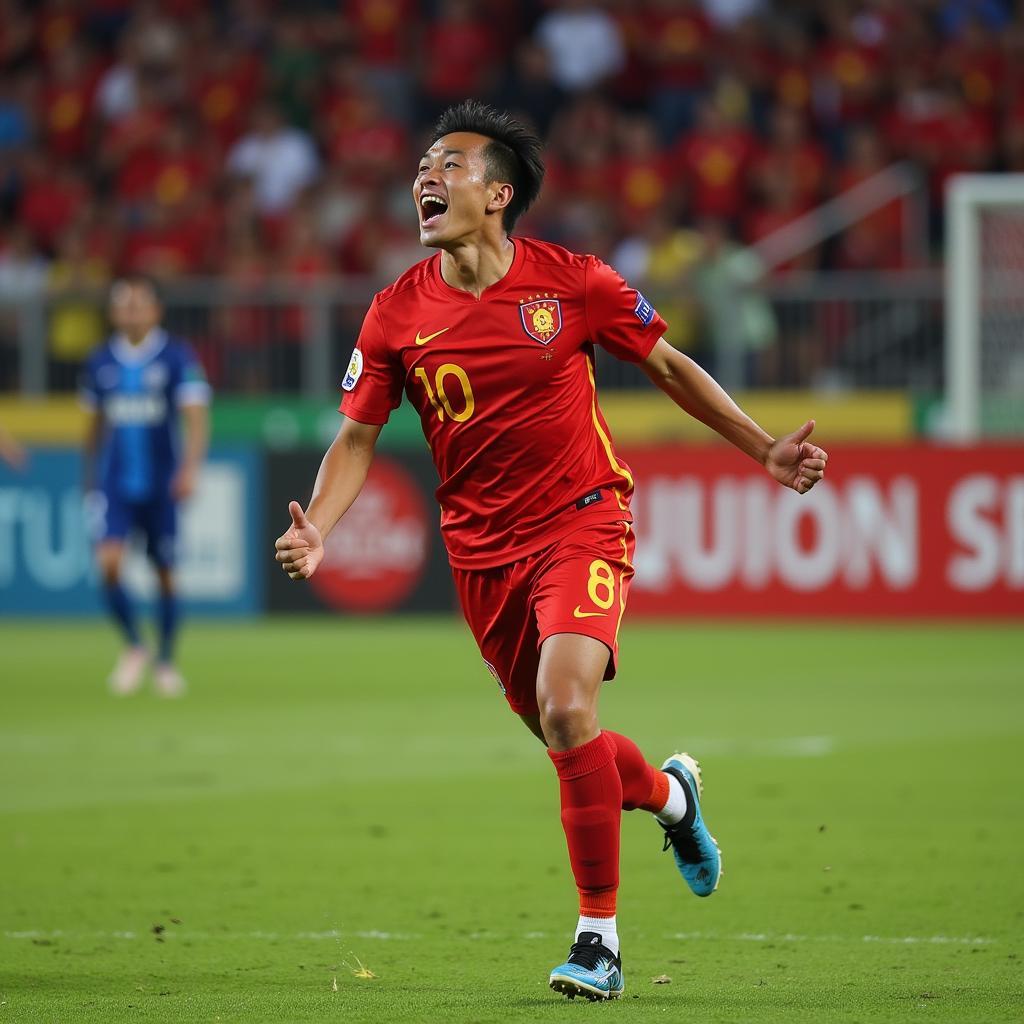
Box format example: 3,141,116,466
538,696,597,749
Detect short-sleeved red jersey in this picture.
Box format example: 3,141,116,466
339,237,667,568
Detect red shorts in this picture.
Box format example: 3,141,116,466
452,518,635,716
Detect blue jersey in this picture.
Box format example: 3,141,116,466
80,329,211,502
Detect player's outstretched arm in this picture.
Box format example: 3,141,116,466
641,339,827,494
274,417,382,580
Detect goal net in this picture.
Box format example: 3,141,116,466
945,174,1024,440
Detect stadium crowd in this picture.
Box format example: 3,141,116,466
0,0,1021,385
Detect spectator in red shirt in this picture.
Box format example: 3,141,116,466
147,117,215,212
814,4,885,144
322,86,409,188
940,17,1004,133
749,104,827,210
675,98,755,224
337,183,411,278
36,0,82,66
419,0,499,122
343,0,417,121
101,78,169,212
612,115,676,232
192,42,263,154
40,43,98,160
833,126,905,270
927,83,996,195
767,21,814,118
645,0,714,141
17,149,88,253
120,200,203,278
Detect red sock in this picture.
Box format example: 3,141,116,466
547,732,621,918
604,730,670,813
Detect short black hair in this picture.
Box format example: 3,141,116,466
431,100,545,232
109,273,163,306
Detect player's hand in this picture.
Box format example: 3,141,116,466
764,419,828,494
170,464,198,501
275,500,324,580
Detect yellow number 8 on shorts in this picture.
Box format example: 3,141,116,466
587,559,616,611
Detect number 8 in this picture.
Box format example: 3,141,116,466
587,559,615,610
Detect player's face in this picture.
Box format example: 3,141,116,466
109,283,162,340
414,132,505,247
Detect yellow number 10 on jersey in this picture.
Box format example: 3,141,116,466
414,363,475,423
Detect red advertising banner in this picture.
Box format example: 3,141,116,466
621,444,1024,617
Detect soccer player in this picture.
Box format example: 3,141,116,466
275,101,827,1000
81,275,210,697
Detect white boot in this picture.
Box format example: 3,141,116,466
153,663,186,698
108,646,148,695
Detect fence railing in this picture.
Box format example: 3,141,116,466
0,271,944,398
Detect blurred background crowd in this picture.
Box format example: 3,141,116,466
1,0,1022,390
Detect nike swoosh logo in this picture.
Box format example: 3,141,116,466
573,606,607,619
415,327,451,346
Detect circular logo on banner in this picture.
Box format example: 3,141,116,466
309,456,429,612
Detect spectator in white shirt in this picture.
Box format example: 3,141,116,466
535,0,625,93
226,104,320,216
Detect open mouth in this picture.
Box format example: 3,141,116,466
420,193,448,227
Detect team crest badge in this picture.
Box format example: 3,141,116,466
519,297,562,345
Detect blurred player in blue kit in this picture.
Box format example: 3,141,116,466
80,275,210,696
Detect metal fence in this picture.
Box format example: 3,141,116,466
0,272,944,397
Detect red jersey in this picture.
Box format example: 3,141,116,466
339,238,667,569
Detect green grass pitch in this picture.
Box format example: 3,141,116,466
1,618,1022,1023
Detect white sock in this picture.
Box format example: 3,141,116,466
576,914,619,958
654,771,687,826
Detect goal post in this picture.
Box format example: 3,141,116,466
945,174,1024,441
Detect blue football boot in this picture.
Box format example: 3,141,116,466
660,753,722,897
549,931,624,1001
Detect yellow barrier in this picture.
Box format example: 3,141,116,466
601,390,912,443
0,397,88,443
0,390,913,446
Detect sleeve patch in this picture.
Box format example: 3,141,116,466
342,348,363,391
634,292,655,326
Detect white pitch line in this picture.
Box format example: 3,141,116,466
3,929,996,946
669,930,995,946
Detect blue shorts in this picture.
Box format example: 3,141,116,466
87,491,178,567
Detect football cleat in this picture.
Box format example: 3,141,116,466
153,663,186,699
660,753,722,897
549,931,624,1001
108,645,148,696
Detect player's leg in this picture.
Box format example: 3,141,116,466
537,632,626,1001
535,520,719,999
90,492,148,694
146,498,185,697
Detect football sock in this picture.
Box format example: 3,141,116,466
548,732,621,924
576,913,619,958
104,583,140,646
157,591,178,664
603,730,671,813
655,772,687,826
